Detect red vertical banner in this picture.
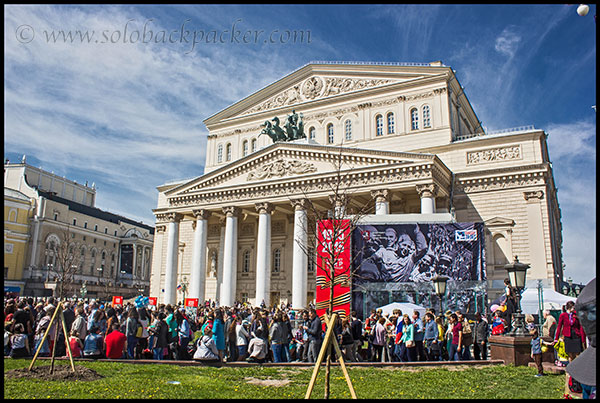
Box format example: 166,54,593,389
316,219,352,329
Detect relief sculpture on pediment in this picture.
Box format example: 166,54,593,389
247,158,317,181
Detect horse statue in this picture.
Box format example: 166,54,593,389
259,118,287,143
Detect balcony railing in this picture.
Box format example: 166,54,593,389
454,125,537,142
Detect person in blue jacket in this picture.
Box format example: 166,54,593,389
212,308,226,361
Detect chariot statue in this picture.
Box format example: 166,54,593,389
259,110,305,143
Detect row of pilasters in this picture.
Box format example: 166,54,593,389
161,183,441,308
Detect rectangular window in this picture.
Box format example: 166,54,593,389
388,113,395,134
84,222,88,229
104,227,108,234
376,116,383,136
73,218,77,225
94,225,98,231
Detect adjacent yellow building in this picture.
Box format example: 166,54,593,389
4,187,34,295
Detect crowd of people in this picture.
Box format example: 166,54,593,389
1,291,584,367
3,295,491,364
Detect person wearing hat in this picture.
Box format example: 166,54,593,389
565,278,595,398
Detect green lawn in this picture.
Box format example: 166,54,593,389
4,359,565,399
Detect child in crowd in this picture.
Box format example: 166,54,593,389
9,323,30,358
530,328,552,377
68,330,84,358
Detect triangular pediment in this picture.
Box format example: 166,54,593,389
204,62,450,126
165,141,437,197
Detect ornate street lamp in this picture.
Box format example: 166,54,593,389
432,275,449,314
504,256,530,337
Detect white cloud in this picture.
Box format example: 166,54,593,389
495,28,521,58
545,120,596,161
4,5,320,223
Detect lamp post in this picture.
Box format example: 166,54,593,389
432,275,449,315
504,256,530,337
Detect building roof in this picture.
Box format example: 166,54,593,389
36,189,154,234
4,187,32,202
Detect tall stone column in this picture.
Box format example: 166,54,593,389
217,219,225,303
164,212,181,306
190,209,210,302
132,244,137,280
416,184,438,214
221,207,239,307
371,189,390,215
255,202,273,307
291,199,308,309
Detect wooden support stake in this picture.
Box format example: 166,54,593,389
305,313,337,400
59,307,76,372
324,313,357,399
29,302,61,371
329,326,357,399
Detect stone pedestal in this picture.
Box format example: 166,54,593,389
489,335,533,366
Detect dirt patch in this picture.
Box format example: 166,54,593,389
244,377,291,387
5,364,104,381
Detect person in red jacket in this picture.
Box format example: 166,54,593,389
554,301,586,362
104,321,127,359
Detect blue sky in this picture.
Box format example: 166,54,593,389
4,4,596,284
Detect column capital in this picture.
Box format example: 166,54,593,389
222,206,240,217
416,183,438,199
328,194,347,207
155,224,166,233
192,209,211,220
291,198,309,211
165,212,182,223
370,189,390,203
255,202,274,214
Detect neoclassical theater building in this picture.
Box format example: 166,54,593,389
149,61,563,308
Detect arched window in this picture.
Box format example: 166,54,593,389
242,140,249,157
8,209,17,222
376,115,383,136
251,138,257,152
273,248,281,273
309,127,316,140
327,124,334,144
387,112,395,134
226,143,232,161
242,250,251,273
410,108,419,130
217,144,223,163
422,105,431,128
344,120,352,141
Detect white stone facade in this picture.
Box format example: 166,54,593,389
150,62,563,307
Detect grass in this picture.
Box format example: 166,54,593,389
4,359,566,399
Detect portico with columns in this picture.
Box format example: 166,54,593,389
150,62,564,307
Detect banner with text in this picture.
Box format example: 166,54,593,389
316,219,352,326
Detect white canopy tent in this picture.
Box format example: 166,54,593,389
375,302,427,318
519,286,576,314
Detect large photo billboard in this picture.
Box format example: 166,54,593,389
351,222,486,319
352,222,485,284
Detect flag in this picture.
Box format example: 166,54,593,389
177,284,182,290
